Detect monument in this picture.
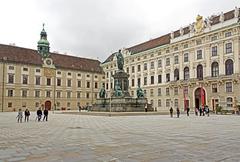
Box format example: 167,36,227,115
92,50,152,112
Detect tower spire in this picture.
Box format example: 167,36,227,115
37,23,50,58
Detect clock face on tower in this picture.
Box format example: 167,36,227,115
46,59,51,65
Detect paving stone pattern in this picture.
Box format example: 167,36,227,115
0,112,240,162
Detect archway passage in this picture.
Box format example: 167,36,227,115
194,87,206,109
45,101,51,110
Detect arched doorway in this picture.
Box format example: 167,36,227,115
194,87,206,109
45,101,51,110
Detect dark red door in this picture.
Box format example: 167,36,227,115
45,101,51,110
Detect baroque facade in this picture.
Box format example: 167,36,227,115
0,25,105,112
102,7,240,112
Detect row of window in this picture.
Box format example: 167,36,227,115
129,59,234,86
7,90,98,99
7,75,100,88
134,82,233,97
152,97,233,108
8,66,99,78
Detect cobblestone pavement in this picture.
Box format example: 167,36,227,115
0,112,240,162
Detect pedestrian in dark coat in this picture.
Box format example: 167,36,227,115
176,107,180,118
170,107,173,118
24,109,30,122
186,107,190,116
43,108,49,121
37,108,42,122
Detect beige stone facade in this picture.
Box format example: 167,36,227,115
102,7,240,112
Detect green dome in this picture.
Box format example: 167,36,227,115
38,39,49,45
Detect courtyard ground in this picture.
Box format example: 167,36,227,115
0,112,240,162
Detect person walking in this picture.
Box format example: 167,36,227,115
37,108,42,122
170,107,173,118
43,108,49,121
176,107,180,118
24,108,30,122
16,109,23,123
195,107,198,116
205,106,210,117
186,107,190,116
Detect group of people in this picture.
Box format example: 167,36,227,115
169,106,210,118
16,107,49,123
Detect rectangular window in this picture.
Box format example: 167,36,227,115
137,65,141,72
131,66,135,73
47,78,51,86
158,88,161,96
166,99,170,107
225,32,232,37
8,66,14,70
151,76,154,84
35,90,40,98
211,35,218,41
150,89,154,97
77,92,81,98
174,87,178,95
8,102,12,108
166,73,170,82
226,43,232,54
166,88,170,96
77,80,81,87
212,83,218,93
184,44,188,48
158,75,162,84
86,92,90,98
95,82,98,89
67,91,71,98
158,99,161,107
22,75,28,84
132,79,135,87
68,72,71,76
137,78,141,86
184,53,188,62
57,91,61,98
87,81,90,88
150,61,154,69
144,77,147,85
7,89,13,97
212,46,217,56
166,58,170,66
126,67,129,73
158,59,162,68
226,97,233,107
22,90,27,97
67,102,71,107
23,67,28,72
57,78,61,86
196,39,202,45
67,79,72,87
36,69,41,73
144,90,147,96
46,91,51,98
8,74,14,84
226,82,232,92
183,86,188,95
35,76,41,85
57,71,61,75
174,55,179,64
144,63,147,71
174,99,178,108
197,50,202,59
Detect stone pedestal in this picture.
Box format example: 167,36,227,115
112,70,130,97
92,97,150,112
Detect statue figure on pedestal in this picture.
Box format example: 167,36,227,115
235,7,239,18
114,81,123,97
136,85,144,98
116,50,124,71
99,85,106,98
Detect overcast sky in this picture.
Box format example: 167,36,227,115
0,0,239,62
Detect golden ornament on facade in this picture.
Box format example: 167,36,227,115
44,68,55,77
194,15,205,34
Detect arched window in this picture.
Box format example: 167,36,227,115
174,69,179,81
211,62,219,77
197,64,203,80
225,59,234,75
184,67,189,80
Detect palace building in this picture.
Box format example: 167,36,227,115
102,7,240,112
0,25,105,112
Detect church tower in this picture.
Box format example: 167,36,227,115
37,24,50,58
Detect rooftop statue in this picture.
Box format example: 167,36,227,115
116,50,124,71
99,85,106,98
137,85,144,98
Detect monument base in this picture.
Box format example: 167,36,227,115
92,97,153,112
